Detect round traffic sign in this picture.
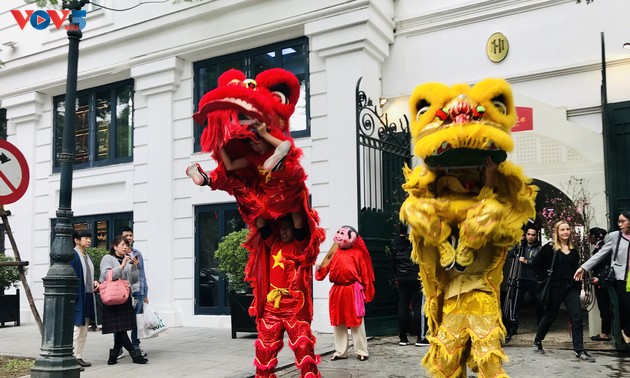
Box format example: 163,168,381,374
0,140,30,204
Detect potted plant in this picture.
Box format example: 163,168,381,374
215,228,257,338
0,254,24,326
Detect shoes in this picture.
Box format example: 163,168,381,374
76,358,91,367
415,338,430,347
622,329,630,344
330,355,347,361
136,348,148,357
399,340,409,346
533,339,544,354
590,335,612,342
575,351,595,362
117,349,124,360
80,367,84,372
504,334,512,344
186,163,210,186
358,355,368,361
263,140,291,171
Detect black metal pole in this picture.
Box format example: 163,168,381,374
31,2,85,376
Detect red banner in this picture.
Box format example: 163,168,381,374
512,106,533,132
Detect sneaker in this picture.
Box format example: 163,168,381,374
186,163,210,186
415,338,430,347
117,349,124,360
575,351,595,362
533,339,544,354
398,340,409,346
263,140,291,171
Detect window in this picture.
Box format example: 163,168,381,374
0,108,6,140
51,212,133,250
53,80,133,170
194,203,246,315
192,37,309,152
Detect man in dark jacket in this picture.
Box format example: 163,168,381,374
505,224,543,341
391,223,428,346
70,229,99,370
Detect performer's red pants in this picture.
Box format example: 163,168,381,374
254,299,320,378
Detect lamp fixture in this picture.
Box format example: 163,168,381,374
623,42,630,50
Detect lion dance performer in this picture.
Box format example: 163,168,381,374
187,68,324,378
400,78,536,378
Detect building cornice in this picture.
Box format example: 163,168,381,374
395,0,574,37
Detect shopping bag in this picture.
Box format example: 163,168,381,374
140,303,167,339
143,303,160,328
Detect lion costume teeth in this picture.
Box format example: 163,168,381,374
401,78,537,378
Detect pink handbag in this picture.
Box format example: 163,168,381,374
100,269,130,305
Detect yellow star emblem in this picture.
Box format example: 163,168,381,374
258,166,272,183
272,249,284,269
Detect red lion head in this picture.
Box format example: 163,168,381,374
193,68,300,156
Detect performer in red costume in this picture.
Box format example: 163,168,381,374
251,215,320,378
187,68,325,378
315,226,375,361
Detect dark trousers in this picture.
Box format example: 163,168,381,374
511,279,544,332
594,284,611,335
613,280,630,335
131,293,144,348
397,279,423,342
113,331,134,352
535,281,584,352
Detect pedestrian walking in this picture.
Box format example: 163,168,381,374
70,229,98,371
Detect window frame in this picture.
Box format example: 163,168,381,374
52,79,134,172
192,37,310,152
51,212,133,251
194,202,246,315
0,108,6,140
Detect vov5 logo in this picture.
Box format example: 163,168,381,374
11,10,87,31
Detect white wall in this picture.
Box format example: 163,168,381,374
1,0,626,335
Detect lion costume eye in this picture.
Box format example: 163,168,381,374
415,99,431,121
492,97,507,114
272,91,289,105
243,79,257,89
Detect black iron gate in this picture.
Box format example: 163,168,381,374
355,78,411,336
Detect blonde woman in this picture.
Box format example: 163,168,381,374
532,220,595,362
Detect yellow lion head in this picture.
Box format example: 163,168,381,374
408,78,516,168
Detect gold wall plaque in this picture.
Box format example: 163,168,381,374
486,32,509,63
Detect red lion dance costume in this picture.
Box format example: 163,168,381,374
192,68,324,378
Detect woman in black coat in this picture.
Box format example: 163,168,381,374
532,220,594,362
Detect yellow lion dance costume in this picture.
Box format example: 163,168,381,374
400,79,536,378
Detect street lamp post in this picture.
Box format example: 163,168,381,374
31,1,87,377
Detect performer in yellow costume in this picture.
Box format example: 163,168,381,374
400,78,536,378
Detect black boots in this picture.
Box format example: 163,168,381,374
130,348,149,364
108,349,120,365
109,348,148,365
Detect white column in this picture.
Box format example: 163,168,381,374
305,2,394,333
130,57,184,326
2,91,46,323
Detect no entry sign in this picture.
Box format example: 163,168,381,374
0,140,30,204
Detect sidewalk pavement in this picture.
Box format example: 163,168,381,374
0,322,627,377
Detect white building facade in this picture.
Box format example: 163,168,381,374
0,0,628,334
